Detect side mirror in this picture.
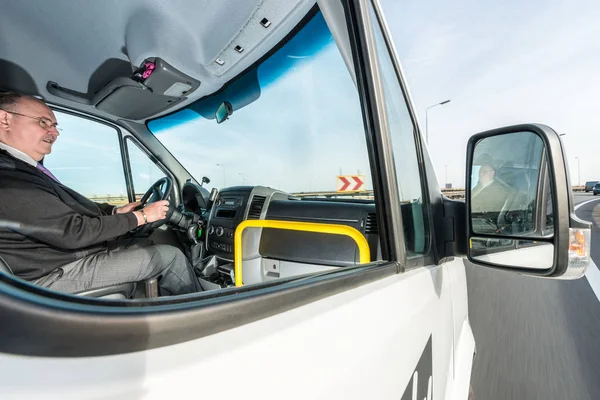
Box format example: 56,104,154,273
466,124,591,279
201,176,210,186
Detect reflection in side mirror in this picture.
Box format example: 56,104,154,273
470,238,553,270
470,131,549,239
465,124,592,279
215,101,233,124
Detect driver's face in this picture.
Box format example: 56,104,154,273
479,166,495,184
0,98,59,162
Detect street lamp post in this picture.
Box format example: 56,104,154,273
216,163,226,186
574,157,581,187
425,99,451,144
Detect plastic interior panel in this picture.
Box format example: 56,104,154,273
1,0,317,121
142,58,201,96
263,258,337,280
241,257,341,285
95,86,182,120
259,229,361,266
235,219,371,286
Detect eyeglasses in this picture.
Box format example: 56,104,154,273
0,109,61,131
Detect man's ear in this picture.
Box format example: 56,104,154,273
0,109,11,133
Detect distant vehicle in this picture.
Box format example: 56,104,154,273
593,183,600,195
585,181,598,192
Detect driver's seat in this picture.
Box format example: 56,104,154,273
0,255,157,299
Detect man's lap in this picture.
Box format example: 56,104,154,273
33,239,196,295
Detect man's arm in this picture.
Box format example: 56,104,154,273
0,183,138,250
95,202,116,216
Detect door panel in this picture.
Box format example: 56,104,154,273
444,258,476,399
0,264,455,399
356,0,474,396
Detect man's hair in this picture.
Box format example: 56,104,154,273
0,92,43,112
0,92,25,112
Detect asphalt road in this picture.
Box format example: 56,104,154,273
468,192,600,400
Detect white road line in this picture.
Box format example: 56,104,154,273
585,260,600,303
574,197,600,211
573,197,600,303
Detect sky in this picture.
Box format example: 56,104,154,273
379,0,600,187
45,0,600,195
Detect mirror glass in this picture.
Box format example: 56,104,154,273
470,238,554,270
469,131,554,269
215,101,232,124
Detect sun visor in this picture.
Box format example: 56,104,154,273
46,58,200,120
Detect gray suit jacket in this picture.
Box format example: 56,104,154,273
471,179,512,214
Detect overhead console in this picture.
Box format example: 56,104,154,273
46,57,201,120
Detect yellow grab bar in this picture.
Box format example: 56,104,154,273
234,220,371,287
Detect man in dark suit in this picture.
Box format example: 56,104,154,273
471,163,512,231
0,92,199,296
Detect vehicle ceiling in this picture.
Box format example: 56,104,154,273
0,0,316,123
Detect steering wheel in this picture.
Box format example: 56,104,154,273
139,177,172,206
135,177,173,235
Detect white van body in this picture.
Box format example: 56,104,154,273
0,1,587,399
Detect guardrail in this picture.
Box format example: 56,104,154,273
86,186,586,205
291,186,586,200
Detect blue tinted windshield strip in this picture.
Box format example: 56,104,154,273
148,9,332,134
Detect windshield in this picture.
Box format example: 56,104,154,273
148,10,370,195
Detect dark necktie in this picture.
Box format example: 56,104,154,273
36,162,61,183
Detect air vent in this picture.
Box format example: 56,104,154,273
365,213,378,234
247,195,267,219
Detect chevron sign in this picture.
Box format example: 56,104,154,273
336,175,365,192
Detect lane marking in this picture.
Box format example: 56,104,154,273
586,260,600,304
574,197,600,211
573,196,600,303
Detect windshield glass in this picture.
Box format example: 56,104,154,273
148,10,370,195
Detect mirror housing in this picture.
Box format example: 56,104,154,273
465,123,591,279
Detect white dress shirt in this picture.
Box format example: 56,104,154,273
0,141,37,167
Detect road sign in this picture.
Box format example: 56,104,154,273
336,175,365,192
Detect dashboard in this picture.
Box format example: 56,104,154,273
205,186,290,259
181,184,381,287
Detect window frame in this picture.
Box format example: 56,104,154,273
46,106,131,203
123,135,177,202
366,0,441,267
0,0,422,357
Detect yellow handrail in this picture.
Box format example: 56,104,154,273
233,220,371,287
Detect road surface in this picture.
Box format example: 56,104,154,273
468,192,600,400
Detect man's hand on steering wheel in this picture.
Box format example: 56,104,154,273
133,200,170,227
128,177,174,235
114,201,142,214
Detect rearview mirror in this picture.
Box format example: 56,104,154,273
466,124,591,279
215,101,232,124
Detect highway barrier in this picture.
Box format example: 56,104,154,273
87,187,586,205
